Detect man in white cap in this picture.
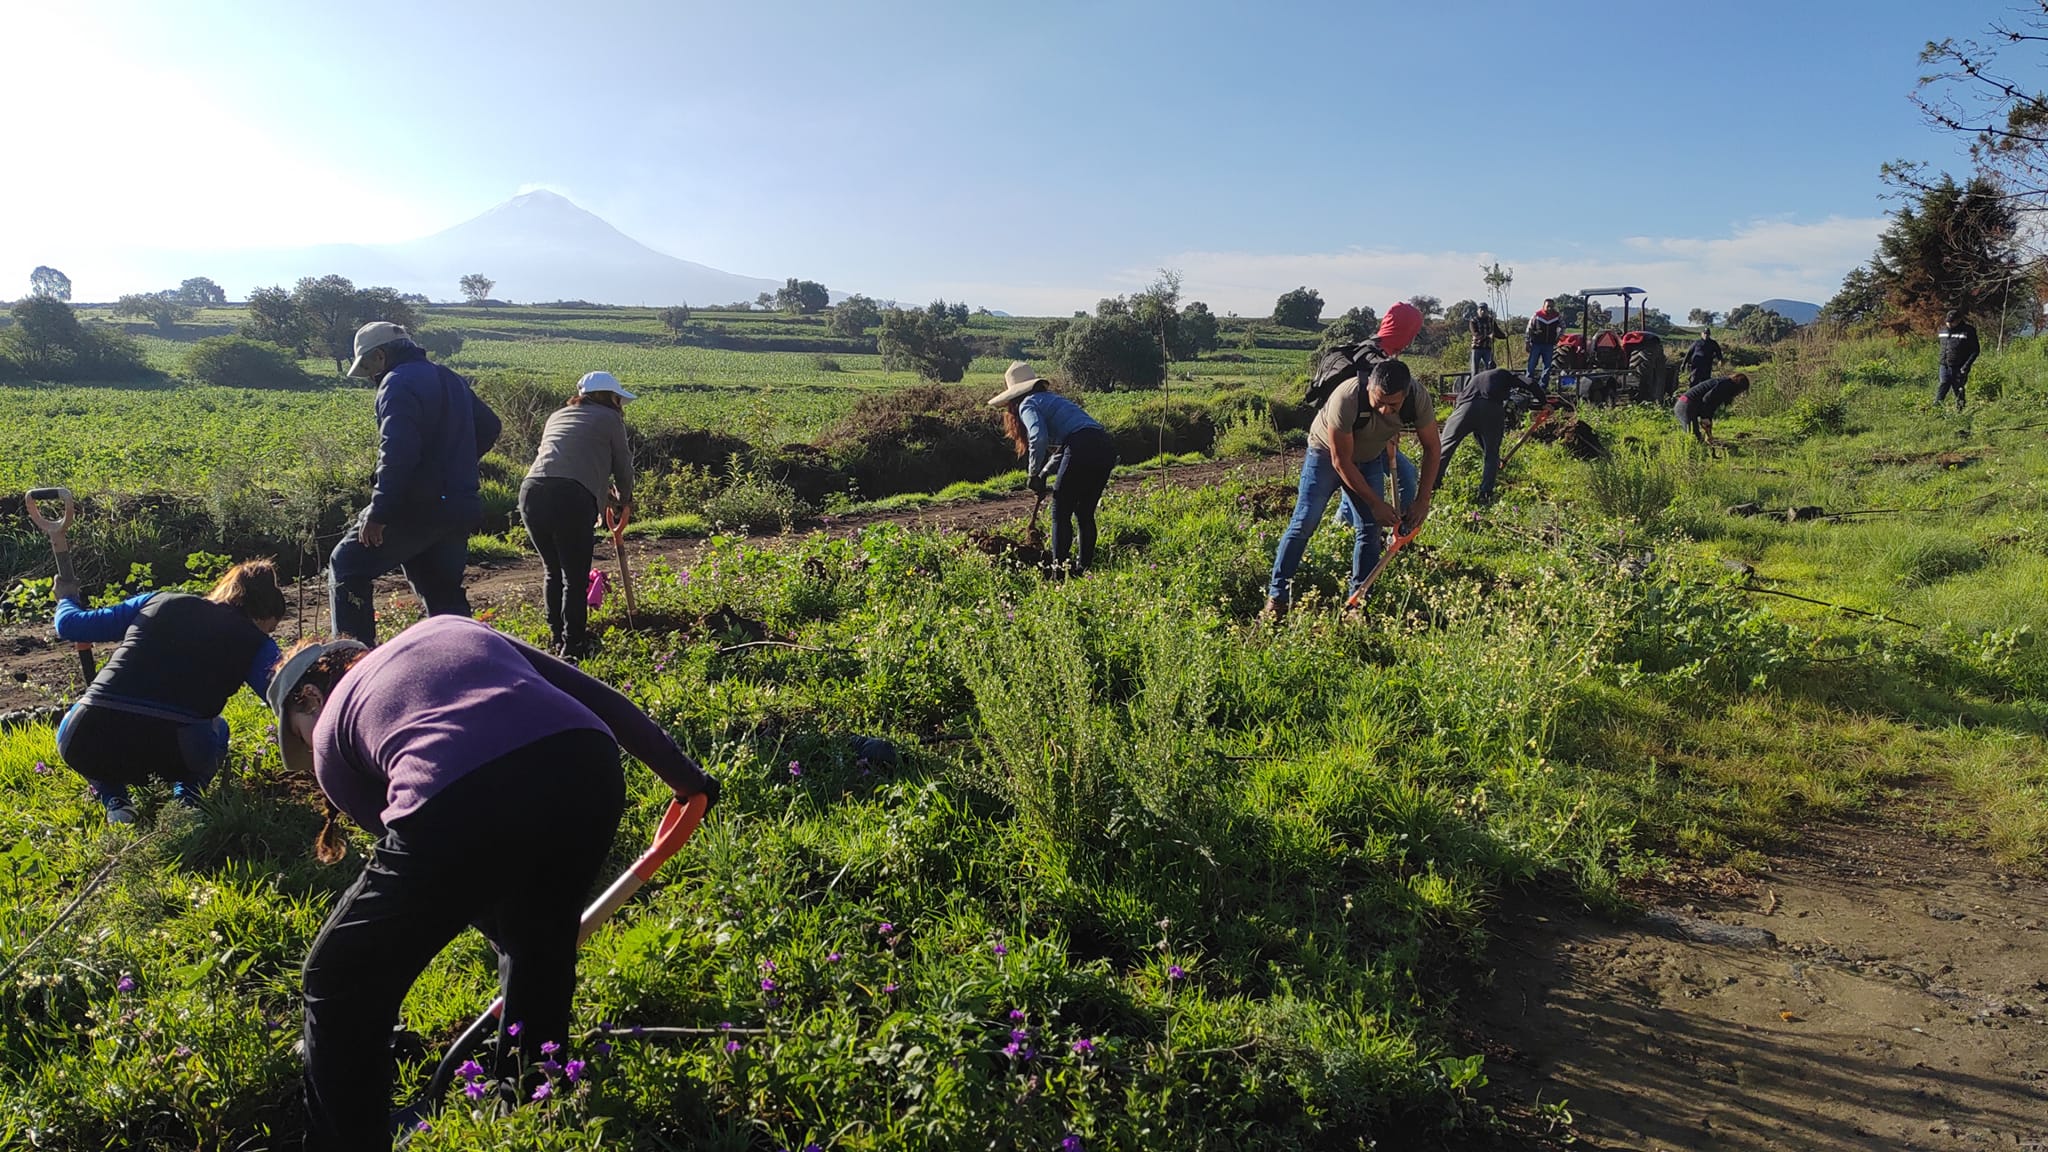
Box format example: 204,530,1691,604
329,321,502,645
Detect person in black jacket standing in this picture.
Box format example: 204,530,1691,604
1433,368,1552,503
1936,309,1980,412
1684,328,1723,386
329,322,503,646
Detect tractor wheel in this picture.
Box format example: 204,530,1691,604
1629,347,1666,404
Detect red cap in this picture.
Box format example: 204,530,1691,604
1376,302,1422,355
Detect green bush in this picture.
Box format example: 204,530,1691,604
1587,449,1678,523
817,384,1014,500
180,336,312,390
1785,394,1848,438
702,464,812,531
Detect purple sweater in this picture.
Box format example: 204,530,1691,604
311,616,710,835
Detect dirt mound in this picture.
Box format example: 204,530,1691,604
1530,415,1607,460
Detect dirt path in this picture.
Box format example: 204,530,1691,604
1472,802,2048,1149
0,455,1288,714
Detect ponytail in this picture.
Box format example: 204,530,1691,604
314,798,348,865
208,559,288,622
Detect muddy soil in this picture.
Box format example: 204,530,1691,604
1470,805,2048,1149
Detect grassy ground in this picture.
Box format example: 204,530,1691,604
0,328,2042,1149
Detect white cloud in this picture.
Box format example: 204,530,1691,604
917,217,1886,319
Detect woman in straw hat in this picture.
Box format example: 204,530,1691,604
989,361,1118,574
520,370,638,659
268,615,718,1149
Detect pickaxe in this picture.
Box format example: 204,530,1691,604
25,487,95,681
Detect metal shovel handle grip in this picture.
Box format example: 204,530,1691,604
407,793,709,1122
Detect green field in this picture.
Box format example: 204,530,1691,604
1,307,2045,1148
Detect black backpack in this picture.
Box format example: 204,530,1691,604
1302,337,1391,413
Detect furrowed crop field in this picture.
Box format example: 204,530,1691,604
0,306,2045,1149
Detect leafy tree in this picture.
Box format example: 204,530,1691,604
1171,301,1220,359
1051,313,1165,391
949,302,970,325
10,296,81,350
776,278,830,315
1911,10,2048,215
1817,265,1887,331
1639,307,1677,335
829,294,880,338
1870,172,2024,334
2,296,149,381
243,286,305,351
1443,299,1479,333
1315,306,1378,356
1686,307,1721,327
1481,262,1514,318
1272,286,1324,329
459,274,495,304
1094,296,1130,318
287,275,421,374
413,327,466,359
877,308,972,382
29,266,71,301
113,291,194,331
754,291,776,311
1726,303,1798,344
177,277,227,307
657,305,692,337
1405,295,1443,320
1130,269,1182,360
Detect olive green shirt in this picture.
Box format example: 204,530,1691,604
1309,376,1436,464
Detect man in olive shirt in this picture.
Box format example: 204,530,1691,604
1265,359,1443,616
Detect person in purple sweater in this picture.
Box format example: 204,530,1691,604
267,615,719,1150
53,560,286,824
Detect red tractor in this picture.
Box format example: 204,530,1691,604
1551,287,1674,405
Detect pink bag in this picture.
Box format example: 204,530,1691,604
586,569,610,608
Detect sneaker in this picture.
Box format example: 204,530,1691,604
170,780,204,809
102,794,138,825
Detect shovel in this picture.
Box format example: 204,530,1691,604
24,487,95,681
604,505,637,625
1498,402,1559,472
394,791,711,1132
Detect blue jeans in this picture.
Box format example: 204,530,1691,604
1267,446,1418,605
1471,344,1496,374
1526,342,1554,383
329,504,478,645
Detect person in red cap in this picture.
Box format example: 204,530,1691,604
1264,302,1437,616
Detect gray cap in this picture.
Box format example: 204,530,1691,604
267,640,366,775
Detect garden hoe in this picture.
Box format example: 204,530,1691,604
24,487,95,681
393,791,710,1134
1344,464,1416,610
604,505,638,625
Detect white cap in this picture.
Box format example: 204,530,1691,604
577,371,637,401
346,321,410,378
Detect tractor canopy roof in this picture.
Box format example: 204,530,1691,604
1577,287,1646,298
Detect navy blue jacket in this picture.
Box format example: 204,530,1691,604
368,345,502,523
1938,321,1980,371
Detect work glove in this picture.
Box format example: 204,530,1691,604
1028,473,1049,496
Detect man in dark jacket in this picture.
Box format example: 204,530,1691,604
1469,304,1506,374
1684,328,1723,386
1524,299,1563,384
1936,309,1980,412
329,321,503,645
1433,367,1552,503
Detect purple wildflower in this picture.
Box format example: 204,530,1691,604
1062,1136,1085,1152
1009,1009,1026,1020
416,1121,431,1133
877,922,894,935
827,951,842,963
1168,964,1185,981
173,1045,192,1058
33,760,49,775
507,1021,522,1037
1003,1041,1021,1058
725,1039,742,1053
992,942,1007,956
761,977,778,992
1010,1029,1030,1043
540,1040,560,1056
806,1145,823,1152
463,1079,487,1100
456,1059,485,1079
882,982,899,994
760,958,776,972
539,1059,563,1076
788,760,802,777
597,1021,612,1033
1072,1038,1095,1055
531,1081,552,1102
116,976,134,993
719,1021,734,1030
565,1059,585,1083
629,1024,645,1037
593,1039,613,1056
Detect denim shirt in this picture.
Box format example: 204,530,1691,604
1017,391,1104,478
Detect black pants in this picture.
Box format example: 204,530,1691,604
1936,363,1968,410
1435,399,1507,500
56,703,228,793
301,727,625,1151
1687,361,1712,387
519,478,600,651
1051,427,1117,572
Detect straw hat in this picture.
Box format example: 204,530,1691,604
987,361,1044,407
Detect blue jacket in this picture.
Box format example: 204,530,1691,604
369,345,503,523
1017,391,1104,479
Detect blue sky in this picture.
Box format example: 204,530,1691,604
4,0,2013,315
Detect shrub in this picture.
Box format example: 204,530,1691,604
1052,313,1165,391
816,384,1014,499
702,464,812,531
181,336,312,390
1587,449,1678,523
413,327,465,359
1,297,153,381
1785,394,1848,438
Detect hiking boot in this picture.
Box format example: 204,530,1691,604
1260,597,1288,621
102,794,138,825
